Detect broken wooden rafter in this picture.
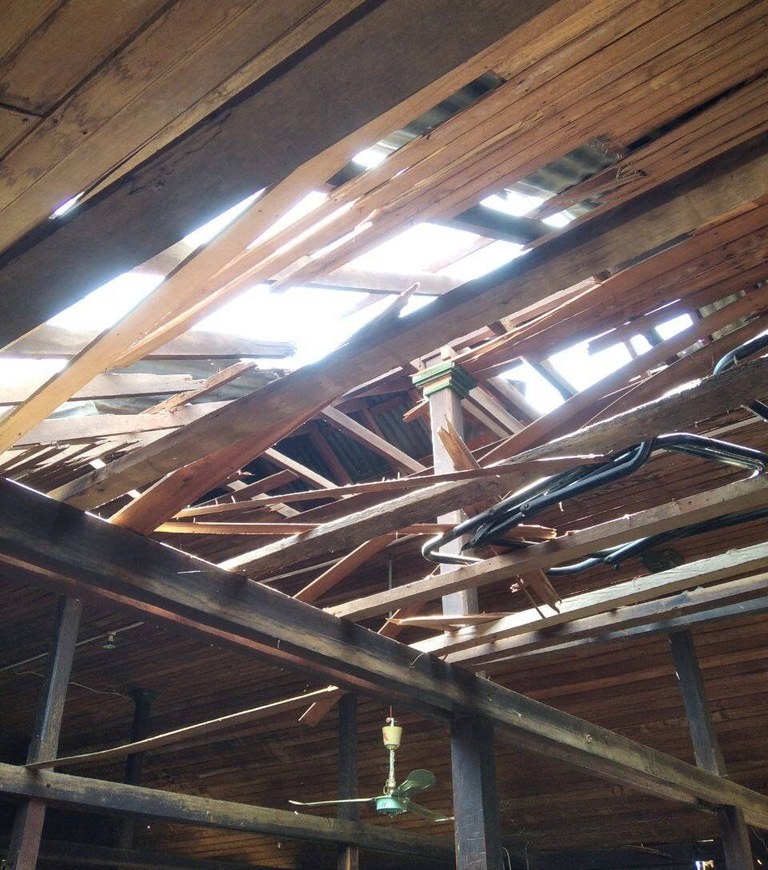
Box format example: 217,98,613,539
225,354,768,579
146,362,255,415
53,143,768,527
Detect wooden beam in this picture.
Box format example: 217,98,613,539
451,715,503,870
0,764,451,860
321,406,426,474
0,373,205,406
669,631,755,869
330,474,768,623
6,596,82,870
236,353,768,580
8,480,768,825
337,694,359,870
2,325,293,359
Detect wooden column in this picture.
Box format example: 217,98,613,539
414,361,479,616
6,595,82,870
119,687,158,849
337,694,359,870
450,715,502,870
669,630,755,869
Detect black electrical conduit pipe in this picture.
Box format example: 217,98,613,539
423,331,768,572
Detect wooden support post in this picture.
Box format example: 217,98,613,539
414,362,479,616
450,715,503,870
669,630,755,869
6,596,82,870
337,694,359,870
119,688,158,849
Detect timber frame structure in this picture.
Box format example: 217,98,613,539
2,2,768,869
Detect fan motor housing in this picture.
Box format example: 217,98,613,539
375,795,407,815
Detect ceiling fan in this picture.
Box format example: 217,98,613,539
289,717,452,823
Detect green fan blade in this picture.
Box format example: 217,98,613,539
403,798,453,823
395,768,436,798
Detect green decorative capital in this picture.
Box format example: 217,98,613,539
412,361,476,399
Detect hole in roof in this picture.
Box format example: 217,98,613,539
49,192,84,219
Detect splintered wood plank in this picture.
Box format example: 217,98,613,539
146,362,254,414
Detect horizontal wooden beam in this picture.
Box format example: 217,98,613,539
5,479,768,825
0,373,205,406
329,475,768,621
0,763,451,860
229,355,768,579
27,840,278,870
2,325,293,359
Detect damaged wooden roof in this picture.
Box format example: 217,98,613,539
2,0,768,867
